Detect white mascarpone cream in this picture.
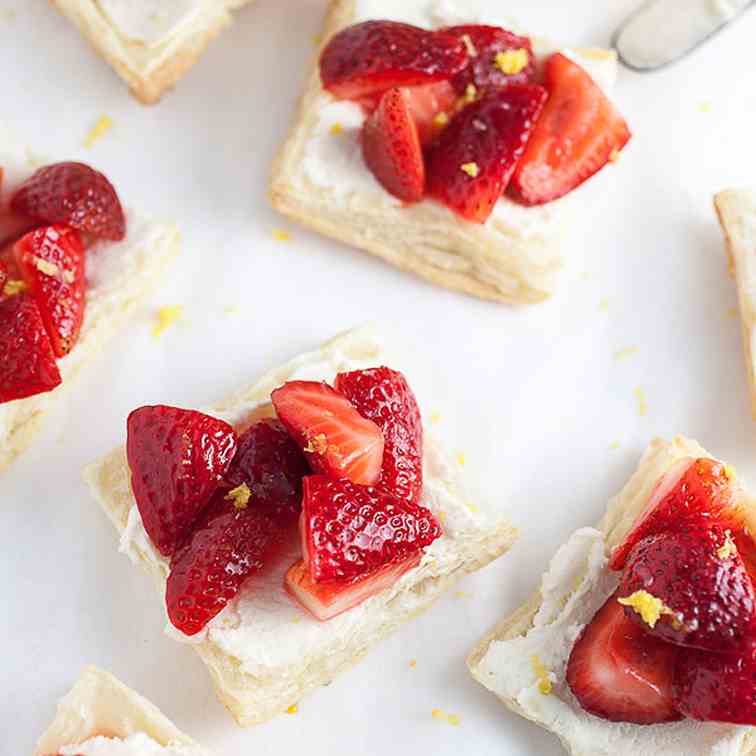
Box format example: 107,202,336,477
58,733,199,756
120,344,484,676
299,0,619,237
475,527,748,756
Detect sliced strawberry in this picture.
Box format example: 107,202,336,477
320,21,467,101
285,552,421,621
426,84,547,223
618,526,755,651
222,418,309,512
0,292,61,403
566,591,682,724
362,87,425,203
271,380,384,486
13,225,86,357
609,457,739,571
335,367,423,504
443,25,535,95
126,406,238,557
510,53,631,206
11,162,126,241
167,490,298,635
673,642,756,724
299,475,441,583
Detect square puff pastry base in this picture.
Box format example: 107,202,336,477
84,326,518,726
714,189,756,419
35,665,209,755
468,436,756,756
50,1,255,104
270,0,618,304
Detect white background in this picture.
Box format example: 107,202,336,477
3,0,756,754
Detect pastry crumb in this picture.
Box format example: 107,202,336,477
613,346,639,361
432,708,460,726
461,33,477,57
460,162,479,178
84,115,113,149
3,279,27,296
225,482,252,510
272,228,291,242
286,704,298,714
530,655,553,695
633,386,648,417
618,590,676,628
409,659,417,668
718,532,737,559
494,48,528,75
329,122,344,136
152,305,183,338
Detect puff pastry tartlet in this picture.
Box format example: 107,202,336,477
469,436,756,755
271,0,629,304
35,666,209,755
51,1,255,103
715,189,756,419
0,132,179,473
85,326,517,726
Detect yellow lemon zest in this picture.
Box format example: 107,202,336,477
286,704,298,714
618,590,676,628
84,115,113,149
609,440,621,450
634,386,648,417
494,48,528,75
272,228,291,242
2,279,27,296
225,482,252,510
152,305,183,338
304,433,328,454
460,162,479,178
530,655,553,695
431,708,460,726
433,111,449,128
718,532,738,560
329,122,344,136
456,452,466,466
613,346,639,361
35,257,61,278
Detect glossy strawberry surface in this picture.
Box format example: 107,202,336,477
0,292,61,403
444,25,535,94
11,162,126,241
618,527,755,651
13,224,86,357
300,475,441,584
426,84,547,222
510,53,631,206
335,366,423,504
320,20,467,100
566,592,682,724
126,406,238,557
271,380,385,486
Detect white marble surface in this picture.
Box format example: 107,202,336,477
3,1,756,754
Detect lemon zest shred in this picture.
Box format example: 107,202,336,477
3,279,27,296
613,346,639,361
152,305,183,338
225,482,252,510
634,386,648,417
456,452,466,466
433,111,449,128
430,411,442,424
272,228,291,242
35,257,61,278
493,48,528,75
718,532,737,560
598,298,609,312
609,440,621,450
431,708,460,726
461,162,479,178
304,433,328,454
329,122,344,136
84,115,113,149
286,704,298,714
530,655,553,695
618,590,676,628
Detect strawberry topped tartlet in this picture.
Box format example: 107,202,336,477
271,0,631,303
85,327,516,725
36,666,209,756
0,136,179,473
469,437,756,756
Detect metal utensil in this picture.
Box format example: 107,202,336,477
614,0,754,71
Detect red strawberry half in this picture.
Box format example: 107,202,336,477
510,53,631,206
167,488,298,635
126,406,238,557
362,87,425,203
320,20,467,101
13,225,86,357
222,418,309,512
271,380,384,486
609,457,739,571
0,292,61,403
618,527,755,652
566,591,682,724
286,475,441,620
11,162,126,241
444,25,535,95
335,366,423,504
673,642,756,724
426,84,547,223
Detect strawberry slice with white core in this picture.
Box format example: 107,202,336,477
566,591,682,724
285,553,421,621
609,457,740,571
271,380,385,486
